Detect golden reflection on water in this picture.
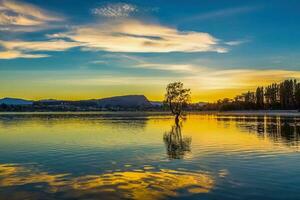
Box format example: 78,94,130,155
0,164,214,200
0,164,69,192
0,114,298,152
0,114,299,199
181,115,300,153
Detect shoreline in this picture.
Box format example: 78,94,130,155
0,110,299,117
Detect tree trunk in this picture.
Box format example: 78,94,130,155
175,114,180,126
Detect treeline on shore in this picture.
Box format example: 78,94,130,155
0,102,164,112
203,79,300,111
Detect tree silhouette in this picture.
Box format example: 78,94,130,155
296,82,300,110
256,87,264,109
203,79,300,111
164,82,191,124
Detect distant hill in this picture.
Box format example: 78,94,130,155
95,95,152,107
197,102,207,107
0,95,152,109
0,98,33,105
38,99,60,103
150,101,163,107
0,95,206,112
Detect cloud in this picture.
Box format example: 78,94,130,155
51,19,227,53
90,60,107,64
0,39,80,59
0,50,49,59
47,74,171,87
186,69,300,91
0,39,81,52
91,54,205,73
134,63,198,72
92,3,138,18
181,6,260,23
49,58,300,90
225,39,249,46
0,0,63,31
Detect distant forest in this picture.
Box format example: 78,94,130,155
203,79,300,111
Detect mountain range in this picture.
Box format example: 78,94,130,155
0,97,33,105
0,95,161,107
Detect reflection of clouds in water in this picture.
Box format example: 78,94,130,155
0,164,69,192
0,164,214,200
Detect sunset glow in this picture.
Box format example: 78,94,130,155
1,0,299,102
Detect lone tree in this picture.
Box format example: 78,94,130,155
164,82,191,123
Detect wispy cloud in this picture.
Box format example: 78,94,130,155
181,6,260,23
90,60,108,64
186,69,300,91
0,0,63,31
46,69,300,101
56,75,170,86
225,39,249,46
0,39,80,51
91,54,205,73
0,50,49,59
107,54,204,73
51,19,227,53
134,63,199,72
0,39,80,59
92,3,138,18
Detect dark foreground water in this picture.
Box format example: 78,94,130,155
0,113,299,200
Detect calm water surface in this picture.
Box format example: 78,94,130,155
0,113,299,200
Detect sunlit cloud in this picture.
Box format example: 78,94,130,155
185,69,300,92
42,68,300,96
99,54,204,72
89,53,205,74
0,0,63,31
0,39,80,59
92,3,138,18
0,50,49,59
134,63,199,72
166,69,300,101
0,39,81,52
51,19,227,53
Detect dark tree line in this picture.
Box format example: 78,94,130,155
204,79,300,111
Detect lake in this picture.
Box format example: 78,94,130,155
0,112,299,200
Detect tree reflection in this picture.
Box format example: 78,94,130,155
163,123,191,159
264,117,300,146
217,116,300,147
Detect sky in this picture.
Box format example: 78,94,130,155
0,0,300,102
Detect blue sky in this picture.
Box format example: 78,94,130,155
0,0,300,101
